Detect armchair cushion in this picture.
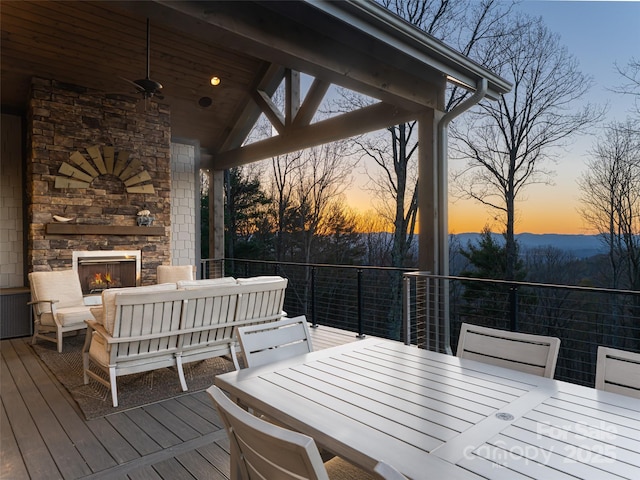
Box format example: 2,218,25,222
29,270,89,327
29,270,84,315
40,305,93,327
157,265,194,284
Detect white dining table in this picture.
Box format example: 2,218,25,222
215,338,640,480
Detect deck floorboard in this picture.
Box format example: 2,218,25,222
0,326,374,479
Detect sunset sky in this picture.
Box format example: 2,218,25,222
346,0,640,235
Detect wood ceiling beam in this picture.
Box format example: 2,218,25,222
293,78,330,128
216,63,286,153
285,69,300,128
207,102,426,170
253,89,285,134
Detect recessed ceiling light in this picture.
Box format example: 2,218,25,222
198,96,213,108
210,76,221,86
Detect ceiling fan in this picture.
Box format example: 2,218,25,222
121,18,164,100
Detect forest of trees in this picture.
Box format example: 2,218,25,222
198,0,639,384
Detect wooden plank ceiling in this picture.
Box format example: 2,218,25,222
1,1,267,152
1,0,451,167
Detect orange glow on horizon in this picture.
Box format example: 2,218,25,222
346,191,593,235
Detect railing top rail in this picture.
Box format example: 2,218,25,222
214,257,417,273
203,258,639,297
403,271,640,296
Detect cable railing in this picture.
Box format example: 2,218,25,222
203,257,414,340
201,257,640,387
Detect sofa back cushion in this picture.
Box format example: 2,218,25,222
101,283,178,335
29,270,84,315
177,277,237,290
236,276,286,285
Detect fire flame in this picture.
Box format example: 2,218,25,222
89,272,120,291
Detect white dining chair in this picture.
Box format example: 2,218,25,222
234,315,313,369
208,385,378,480
595,346,640,398
374,461,409,479
456,323,561,378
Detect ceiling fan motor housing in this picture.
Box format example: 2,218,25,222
134,78,163,98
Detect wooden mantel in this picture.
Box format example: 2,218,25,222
46,224,165,236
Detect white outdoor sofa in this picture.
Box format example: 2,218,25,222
82,276,288,406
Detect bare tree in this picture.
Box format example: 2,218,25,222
613,57,640,117
353,122,418,269
293,141,355,265
578,120,640,290
451,15,602,280
334,0,518,270
268,151,303,261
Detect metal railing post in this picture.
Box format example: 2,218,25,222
357,269,365,338
509,284,518,331
403,276,411,345
311,266,317,327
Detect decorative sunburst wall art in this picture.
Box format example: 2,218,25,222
54,145,155,194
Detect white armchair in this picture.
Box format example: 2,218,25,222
28,270,94,352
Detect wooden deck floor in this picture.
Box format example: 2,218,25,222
0,326,369,479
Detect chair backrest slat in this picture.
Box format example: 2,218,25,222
237,316,313,368
456,323,560,378
113,297,183,358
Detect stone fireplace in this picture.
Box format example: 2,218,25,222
26,78,172,284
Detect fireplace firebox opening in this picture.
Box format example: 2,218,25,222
73,250,141,296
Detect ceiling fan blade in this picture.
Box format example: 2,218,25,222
119,76,145,92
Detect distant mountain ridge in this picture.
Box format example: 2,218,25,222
452,232,606,259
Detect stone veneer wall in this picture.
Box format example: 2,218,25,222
27,78,171,285
170,143,197,267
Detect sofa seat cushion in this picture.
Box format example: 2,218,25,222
177,277,237,289
101,283,178,335
40,305,93,327
89,332,110,366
